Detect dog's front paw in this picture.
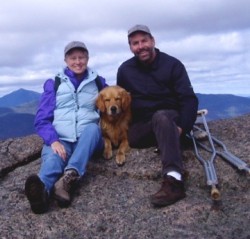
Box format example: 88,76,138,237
103,149,113,160
115,154,125,166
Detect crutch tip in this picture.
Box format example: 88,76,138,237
211,186,220,200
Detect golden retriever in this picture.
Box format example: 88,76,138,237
96,85,131,165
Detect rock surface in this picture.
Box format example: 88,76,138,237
0,114,249,239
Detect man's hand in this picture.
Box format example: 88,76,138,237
51,141,67,161
177,127,183,135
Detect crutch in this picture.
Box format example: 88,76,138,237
193,125,250,174
190,109,220,200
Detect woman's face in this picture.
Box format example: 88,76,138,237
65,49,89,78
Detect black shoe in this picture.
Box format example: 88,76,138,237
150,176,186,207
25,175,49,214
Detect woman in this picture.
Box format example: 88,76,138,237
25,41,107,214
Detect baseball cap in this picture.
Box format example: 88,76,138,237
128,24,152,37
64,41,88,55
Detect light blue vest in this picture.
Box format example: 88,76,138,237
52,68,100,142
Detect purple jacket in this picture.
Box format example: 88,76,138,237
34,67,107,145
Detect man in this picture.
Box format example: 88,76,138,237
117,25,198,207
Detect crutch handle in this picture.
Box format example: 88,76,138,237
197,109,208,116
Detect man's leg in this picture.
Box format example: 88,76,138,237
152,109,184,175
150,110,186,207
128,120,156,148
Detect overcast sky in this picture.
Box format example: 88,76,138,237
0,0,249,97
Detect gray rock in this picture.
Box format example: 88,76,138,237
0,134,43,177
0,115,249,239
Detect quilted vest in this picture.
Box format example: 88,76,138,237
52,69,100,142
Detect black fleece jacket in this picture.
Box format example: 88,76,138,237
117,48,199,134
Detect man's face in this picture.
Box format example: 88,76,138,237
129,32,156,64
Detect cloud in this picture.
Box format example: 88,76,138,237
0,0,250,97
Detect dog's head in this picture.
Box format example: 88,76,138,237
96,86,131,116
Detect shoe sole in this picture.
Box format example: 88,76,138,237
53,194,71,208
150,194,186,207
25,175,49,214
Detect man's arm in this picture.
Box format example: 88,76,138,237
172,62,199,134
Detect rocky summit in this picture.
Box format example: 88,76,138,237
0,114,249,239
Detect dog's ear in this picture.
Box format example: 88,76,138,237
96,93,106,113
121,90,131,111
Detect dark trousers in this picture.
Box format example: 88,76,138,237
128,109,183,176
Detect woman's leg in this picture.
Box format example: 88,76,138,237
39,144,68,192
65,123,104,176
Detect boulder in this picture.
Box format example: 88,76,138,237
0,115,249,239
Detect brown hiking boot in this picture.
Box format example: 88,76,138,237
54,169,79,207
25,175,49,214
150,175,186,207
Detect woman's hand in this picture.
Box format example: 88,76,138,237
51,141,67,161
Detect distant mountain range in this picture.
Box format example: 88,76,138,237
0,89,41,140
0,88,250,140
0,88,41,108
196,93,250,121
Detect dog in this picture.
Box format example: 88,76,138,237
96,85,131,166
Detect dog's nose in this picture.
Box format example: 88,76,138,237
111,106,117,114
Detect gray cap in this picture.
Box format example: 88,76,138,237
128,24,151,37
64,41,88,55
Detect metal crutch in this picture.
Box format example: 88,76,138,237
193,125,250,174
190,109,220,200
213,137,250,174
